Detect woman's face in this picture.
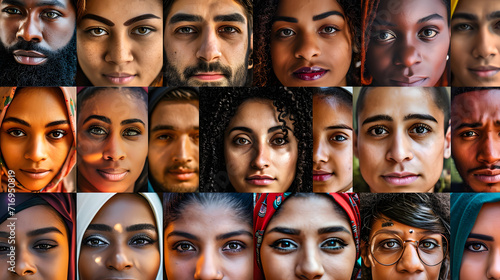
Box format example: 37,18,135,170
0,88,73,191
461,201,500,280
79,194,160,280
261,195,356,280
77,89,148,192
366,0,450,86
224,99,298,193
164,202,253,280
313,95,353,192
77,0,163,86
0,205,69,280
271,0,352,87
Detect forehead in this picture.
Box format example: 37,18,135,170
314,95,352,115
275,0,344,17
375,0,447,24
151,100,199,126
230,99,280,126
1,0,72,8
91,194,156,227
6,88,67,120
79,90,147,121
454,0,500,15
452,90,500,120
0,205,67,235
168,0,248,23
472,201,500,233
84,0,162,18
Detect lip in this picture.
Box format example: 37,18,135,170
468,66,500,78
245,175,276,186
389,77,428,86
20,169,51,179
191,72,226,81
292,66,328,81
473,169,500,184
313,170,334,181
97,168,129,182
103,73,136,85
168,168,197,181
13,50,47,65
382,172,419,186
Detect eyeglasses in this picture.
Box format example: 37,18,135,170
369,232,448,266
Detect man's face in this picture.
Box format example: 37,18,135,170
164,0,250,86
451,90,500,192
148,100,199,192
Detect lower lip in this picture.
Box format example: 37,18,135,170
470,69,500,78
293,71,327,81
14,55,47,65
192,74,225,81
474,174,500,184
97,170,128,181
21,170,50,179
382,175,419,185
313,174,333,181
246,179,275,185
390,78,428,86
104,75,136,85
168,172,196,181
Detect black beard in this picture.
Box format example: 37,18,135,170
0,34,76,86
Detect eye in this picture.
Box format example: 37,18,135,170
319,25,338,34
174,242,196,252
157,134,173,141
466,242,488,252
460,131,478,138
233,137,251,145
88,126,107,136
2,7,22,15
123,128,141,137
454,23,473,32
48,129,67,140
381,239,401,250
222,241,246,253
329,134,348,142
42,10,62,19
132,26,154,35
374,30,396,42
218,26,239,34
7,129,26,137
87,28,109,37
418,28,439,39
83,236,109,248
130,235,155,247
321,238,347,250
367,125,389,137
409,124,432,135
419,239,439,250
276,28,296,38
176,26,196,34
271,136,288,146
270,239,298,252
33,243,57,251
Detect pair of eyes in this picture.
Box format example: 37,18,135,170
85,26,155,37
83,234,156,248
88,126,142,137
453,21,500,32
379,239,440,250
0,242,58,252
367,123,433,137
156,133,200,142
175,26,241,35
275,25,339,38
173,241,247,253
270,238,348,252
373,27,439,42
7,128,68,140
2,7,62,19
232,134,289,146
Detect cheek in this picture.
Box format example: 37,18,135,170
366,44,392,72
77,38,103,73
43,21,75,50
140,248,161,278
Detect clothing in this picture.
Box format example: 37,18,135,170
451,0,458,17
76,193,163,280
0,87,77,192
253,193,360,280
451,193,500,280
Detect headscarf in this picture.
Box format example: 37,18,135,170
0,193,75,280
0,87,77,192
253,193,360,280
451,193,500,280
451,0,458,18
76,193,163,280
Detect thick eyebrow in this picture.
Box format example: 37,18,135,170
167,230,199,241
214,13,245,24
228,126,252,134
121,118,145,126
86,224,113,232
46,120,69,128
151,125,199,132
169,13,203,24
124,14,161,26
3,117,30,127
417,13,444,24
318,226,351,235
272,16,298,24
469,233,494,241
455,120,500,131
403,113,438,123
487,11,500,21
362,114,393,126
81,14,115,26
83,115,111,125
452,13,478,21
268,125,292,133
216,230,253,241
27,227,63,237
267,226,300,235
313,11,345,21
2,0,66,8
326,125,353,131
126,223,156,232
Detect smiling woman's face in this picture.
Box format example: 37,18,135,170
271,0,352,86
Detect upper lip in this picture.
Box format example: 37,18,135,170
20,168,50,173
103,72,136,77
193,72,225,76
313,170,333,175
472,168,500,176
382,172,418,177
169,168,196,174
246,174,275,180
389,76,427,85
12,50,46,58
293,66,328,74
97,168,129,174
468,66,500,71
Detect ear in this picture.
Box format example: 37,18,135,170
361,240,372,268
444,121,451,159
353,130,359,158
248,33,254,70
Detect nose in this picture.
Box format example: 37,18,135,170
105,33,134,65
172,135,195,163
251,142,271,170
396,243,425,274
295,246,325,279
386,134,414,163
477,134,500,164
16,13,43,43
24,135,48,162
196,27,222,62
394,42,422,69
487,248,500,279
15,247,37,276
103,133,126,161
472,26,499,59
105,245,133,271
294,32,321,61
194,248,223,280
313,137,329,164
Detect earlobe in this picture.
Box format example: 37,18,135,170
248,33,254,70
444,122,451,159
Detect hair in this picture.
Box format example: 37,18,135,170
312,87,353,108
451,87,500,101
253,0,361,86
360,193,450,280
158,87,198,102
199,87,312,192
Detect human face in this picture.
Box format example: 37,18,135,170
366,0,450,86
224,99,298,193
79,194,160,280
313,95,352,192
77,0,163,86
0,0,75,65
461,202,500,280
354,88,451,192
0,88,74,192
149,100,199,192
77,89,148,192
363,217,445,280
451,0,500,86
164,0,250,86
451,90,500,192
0,205,69,280
261,195,356,280
164,201,253,280
271,0,352,87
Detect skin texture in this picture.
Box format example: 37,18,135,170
461,202,500,280
79,194,160,280
77,89,148,192
261,196,356,280
354,88,451,193
224,99,298,193
164,0,251,86
77,0,163,86
164,202,253,280
451,90,500,192
148,100,199,192
271,0,352,87
366,0,450,86
451,0,500,86
0,205,69,280
313,95,353,192
363,217,443,280
0,88,73,192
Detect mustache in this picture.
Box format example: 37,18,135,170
166,162,199,173
6,40,53,56
183,61,232,78
468,165,500,173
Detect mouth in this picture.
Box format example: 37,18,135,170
468,66,500,78
168,168,197,181
103,73,137,85
389,77,428,86
191,72,226,81
473,169,500,184
292,67,328,81
20,169,51,179
97,168,129,182
381,172,419,186
245,175,276,186
313,170,334,181
13,50,48,65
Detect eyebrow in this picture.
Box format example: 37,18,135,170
313,11,345,21
3,0,66,8
455,120,500,131
169,13,203,24
126,223,156,232
81,14,115,26
216,230,253,241
362,114,393,126
3,117,30,127
167,230,199,241
27,227,63,237
318,226,351,235
121,118,145,126
124,14,161,26
214,13,245,24
469,233,494,241
83,115,111,125
46,120,69,128
86,224,113,232
229,126,293,134
403,113,438,123
272,16,298,24
487,11,500,21
417,13,444,24
151,125,199,132
326,125,353,131
452,13,478,21
267,226,301,235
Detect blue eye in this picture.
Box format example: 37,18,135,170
374,30,396,42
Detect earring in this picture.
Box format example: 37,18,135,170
446,55,449,61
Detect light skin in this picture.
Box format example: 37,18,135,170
164,0,251,86
451,90,500,192
0,205,69,280
366,0,450,86
354,87,451,192
313,95,353,192
148,100,199,192
77,89,148,192
79,194,160,280
0,88,73,192
271,0,352,86
0,0,75,65
451,0,500,86
261,195,356,280
164,202,253,280
77,0,163,86
461,201,500,280
224,99,298,193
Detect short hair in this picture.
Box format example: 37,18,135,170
451,87,500,101
312,87,353,109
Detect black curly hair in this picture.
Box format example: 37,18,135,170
199,87,312,192
253,0,361,86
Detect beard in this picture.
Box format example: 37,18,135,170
0,34,77,86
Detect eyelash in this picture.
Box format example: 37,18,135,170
465,241,488,252
87,126,142,137
321,238,348,250
270,239,298,252
83,235,109,248
6,128,67,140
222,241,247,253
372,26,439,43
409,123,432,135
329,133,348,142
173,241,196,253
367,125,389,137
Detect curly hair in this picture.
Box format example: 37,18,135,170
199,87,312,192
253,0,361,86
